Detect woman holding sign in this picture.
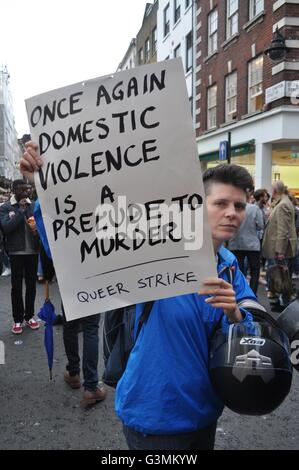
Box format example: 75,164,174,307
21,144,260,450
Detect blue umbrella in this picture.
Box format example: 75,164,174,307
38,281,57,380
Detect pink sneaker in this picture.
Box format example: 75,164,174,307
25,318,40,330
12,323,23,334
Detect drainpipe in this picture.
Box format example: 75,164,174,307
192,0,196,129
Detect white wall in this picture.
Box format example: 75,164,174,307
157,0,193,97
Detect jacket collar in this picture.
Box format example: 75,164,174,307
217,245,232,274
10,195,31,206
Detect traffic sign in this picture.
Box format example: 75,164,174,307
219,141,229,161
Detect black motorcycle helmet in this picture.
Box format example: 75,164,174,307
209,322,293,415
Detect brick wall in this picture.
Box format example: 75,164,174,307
195,0,299,138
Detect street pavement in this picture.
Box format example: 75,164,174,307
0,274,298,450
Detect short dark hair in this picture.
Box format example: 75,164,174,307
203,164,254,196
254,189,267,202
12,179,26,192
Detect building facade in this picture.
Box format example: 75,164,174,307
0,67,21,193
117,38,136,72
157,0,195,115
195,0,299,195
136,1,159,67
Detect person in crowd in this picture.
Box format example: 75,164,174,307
289,194,299,279
253,188,271,276
254,189,271,225
0,194,11,276
295,199,299,279
19,151,107,407
0,222,3,275
228,199,264,295
262,181,297,305
0,180,40,334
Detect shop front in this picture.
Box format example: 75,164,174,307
197,107,299,195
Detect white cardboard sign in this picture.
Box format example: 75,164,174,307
26,59,216,320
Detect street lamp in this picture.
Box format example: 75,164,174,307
264,29,289,62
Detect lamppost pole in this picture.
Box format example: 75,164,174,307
227,131,231,164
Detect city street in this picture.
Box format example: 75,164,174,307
0,275,298,450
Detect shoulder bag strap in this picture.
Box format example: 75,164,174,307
136,301,154,338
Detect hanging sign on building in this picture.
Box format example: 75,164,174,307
266,80,299,104
265,81,286,104
25,59,216,320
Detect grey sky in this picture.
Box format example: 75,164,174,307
1,0,149,136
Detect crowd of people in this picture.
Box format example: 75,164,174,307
0,143,299,450
228,184,299,307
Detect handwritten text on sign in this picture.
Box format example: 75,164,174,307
26,60,216,320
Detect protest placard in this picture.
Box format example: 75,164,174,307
26,59,217,320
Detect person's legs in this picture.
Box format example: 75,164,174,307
62,305,81,377
296,239,299,275
24,254,38,321
232,251,246,275
266,258,276,292
10,255,25,323
123,422,217,451
81,314,101,391
247,251,261,295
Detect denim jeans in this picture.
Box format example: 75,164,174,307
123,422,217,451
62,307,101,391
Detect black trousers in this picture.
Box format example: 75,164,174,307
232,250,261,295
123,422,217,451
10,254,38,323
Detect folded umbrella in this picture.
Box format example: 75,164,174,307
38,281,57,380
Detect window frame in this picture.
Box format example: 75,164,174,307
208,9,218,56
249,0,264,20
207,85,217,129
174,43,181,58
248,55,264,114
164,3,170,37
174,0,181,24
152,26,157,54
186,31,193,72
225,72,238,122
145,37,150,62
226,0,239,39
138,47,144,65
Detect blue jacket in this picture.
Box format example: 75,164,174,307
115,246,255,435
34,203,256,433
34,200,52,258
